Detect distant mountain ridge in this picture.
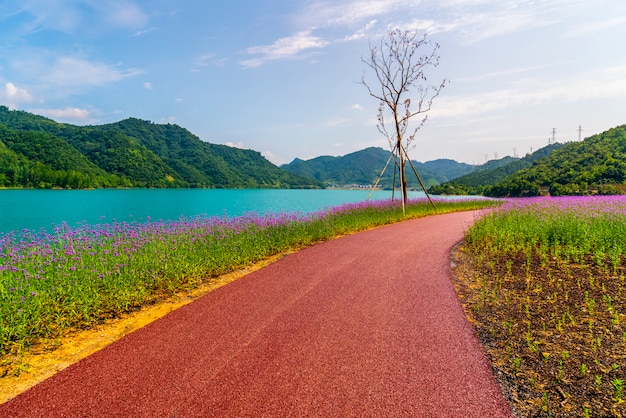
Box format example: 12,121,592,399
430,143,564,195
486,125,626,196
430,124,626,197
0,106,320,189
281,147,477,189
3,106,622,196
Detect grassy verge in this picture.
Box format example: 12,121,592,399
457,196,626,417
1,197,496,373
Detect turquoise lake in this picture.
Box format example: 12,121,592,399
0,189,430,234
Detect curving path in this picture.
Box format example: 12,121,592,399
1,211,512,417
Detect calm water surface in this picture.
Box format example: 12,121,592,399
0,189,427,234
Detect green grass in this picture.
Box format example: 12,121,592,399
460,196,626,417
1,197,496,363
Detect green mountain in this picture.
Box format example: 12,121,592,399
420,158,478,182
281,147,476,189
486,125,626,197
429,143,564,195
0,106,320,189
0,124,129,188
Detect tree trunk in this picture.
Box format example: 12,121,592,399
397,139,408,206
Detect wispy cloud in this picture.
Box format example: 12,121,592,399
455,63,570,83
298,0,411,28
341,19,378,41
12,0,82,33
43,57,142,87
240,0,568,69
242,30,328,68
563,15,626,38
431,65,626,119
324,118,350,127
9,0,148,34
192,53,228,71
452,9,551,43
299,0,565,42
99,0,148,29
132,26,158,37
29,107,91,121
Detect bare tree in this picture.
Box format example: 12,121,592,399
361,28,447,209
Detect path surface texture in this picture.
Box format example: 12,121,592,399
2,211,513,417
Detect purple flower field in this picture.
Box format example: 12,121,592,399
468,196,626,267
1,197,494,365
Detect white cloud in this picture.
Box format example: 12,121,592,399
4,82,33,104
242,30,329,68
431,65,626,119
226,141,245,149
143,81,152,89
30,107,91,121
160,116,176,124
352,103,364,110
43,57,142,86
262,150,283,165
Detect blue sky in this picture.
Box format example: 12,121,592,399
0,1,625,166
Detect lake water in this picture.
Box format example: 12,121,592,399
0,189,430,234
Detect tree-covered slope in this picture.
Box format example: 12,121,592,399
283,147,390,185
421,158,476,183
281,147,476,189
99,118,317,188
0,125,128,188
430,143,564,195
0,107,320,189
488,125,626,197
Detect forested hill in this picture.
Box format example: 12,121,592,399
0,106,320,189
429,143,564,195
486,125,626,197
281,147,476,189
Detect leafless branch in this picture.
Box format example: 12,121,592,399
360,28,447,206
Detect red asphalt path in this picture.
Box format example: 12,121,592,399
2,211,512,417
